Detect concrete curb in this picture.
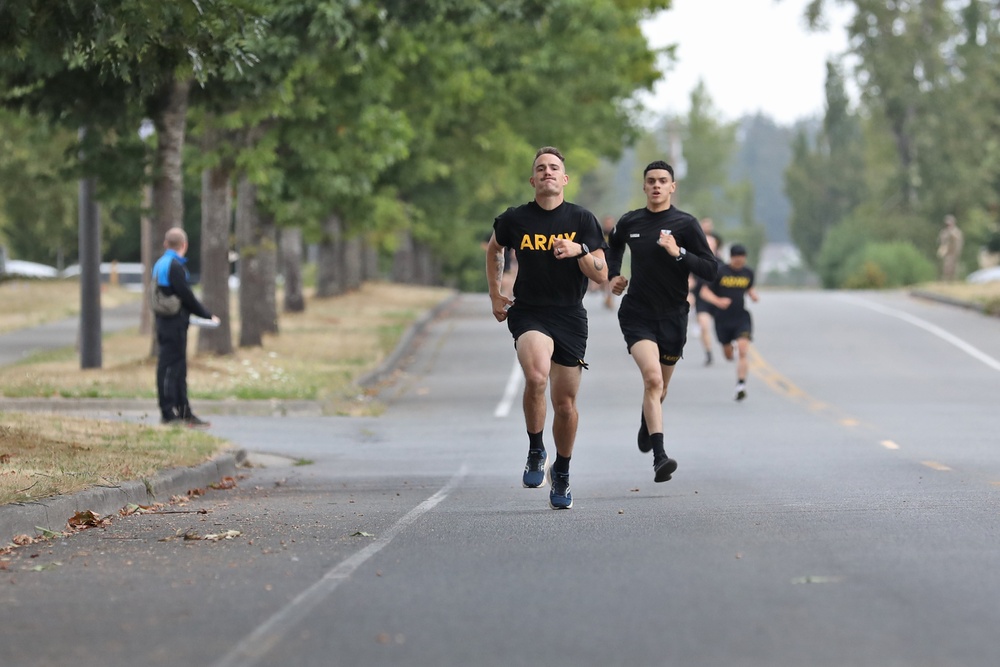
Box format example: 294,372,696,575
0,449,246,546
909,289,989,314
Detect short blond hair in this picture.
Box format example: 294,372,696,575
164,227,188,250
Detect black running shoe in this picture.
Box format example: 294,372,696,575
653,455,677,483
184,414,212,429
522,449,547,488
637,414,651,453
735,383,747,401
704,351,713,366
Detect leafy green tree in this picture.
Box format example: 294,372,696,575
785,60,867,268
0,111,78,268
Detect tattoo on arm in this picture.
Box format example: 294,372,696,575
492,251,504,289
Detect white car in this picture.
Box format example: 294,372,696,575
966,266,1000,284
2,259,59,278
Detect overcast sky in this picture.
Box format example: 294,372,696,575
639,0,853,125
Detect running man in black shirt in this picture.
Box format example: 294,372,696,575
607,161,718,483
699,244,759,400
691,230,722,366
486,146,608,510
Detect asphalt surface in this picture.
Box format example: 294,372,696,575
1,286,998,667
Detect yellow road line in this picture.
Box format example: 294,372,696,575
921,461,952,472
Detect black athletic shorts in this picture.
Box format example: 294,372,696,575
694,297,714,315
617,299,688,366
714,311,753,345
506,302,588,368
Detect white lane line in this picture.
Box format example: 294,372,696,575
839,295,1000,372
211,464,469,667
494,357,523,418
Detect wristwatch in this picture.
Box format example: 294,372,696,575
675,247,687,261
575,243,591,259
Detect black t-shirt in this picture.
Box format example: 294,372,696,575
606,206,718,317
708,264,755,319
493,201,607,307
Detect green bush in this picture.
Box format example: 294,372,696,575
842,241,937,288
864,241,936,286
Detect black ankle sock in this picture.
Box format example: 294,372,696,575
650,433,665,458
553,454,571,475
528,431,544,453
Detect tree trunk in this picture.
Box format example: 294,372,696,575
316,213,345,297
344,235,363,291
149,78,190,247
260,212,279,333
139,182,153,336
197,160,234,355
392,229,416,284
235,174,277,347
281,226,305,312
362,236,380,281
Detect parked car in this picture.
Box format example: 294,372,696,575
966,266,1000,284
1,259,59,279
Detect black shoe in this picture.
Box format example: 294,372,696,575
184,414,211,429
637,415,651,453
735,383,747,401
704,351,712,366
653,455,677,483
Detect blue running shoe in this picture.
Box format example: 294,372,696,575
546,466,573,509
522,449,547,488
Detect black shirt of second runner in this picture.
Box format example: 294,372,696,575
606,206,718,317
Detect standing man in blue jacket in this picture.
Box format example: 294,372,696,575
152,227,219,427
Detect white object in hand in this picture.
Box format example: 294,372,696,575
190,316,220,329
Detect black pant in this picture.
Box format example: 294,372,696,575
156,315,190,420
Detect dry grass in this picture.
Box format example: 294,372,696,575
0,279,140,334
0,282,454,413
0,412,226,505
914,280,1000,314
0,281,454,507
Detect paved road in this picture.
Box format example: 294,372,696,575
2,289,999,667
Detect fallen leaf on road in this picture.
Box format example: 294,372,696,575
35,527,63,539
351,531,374,538
203,530,242,541
210,476,237,490
29,561,62,571
12,535,34,546
68,510,106,528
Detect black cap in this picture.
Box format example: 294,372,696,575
730,244,747,256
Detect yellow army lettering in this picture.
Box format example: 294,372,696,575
719,275,751,288
519,232,577,251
